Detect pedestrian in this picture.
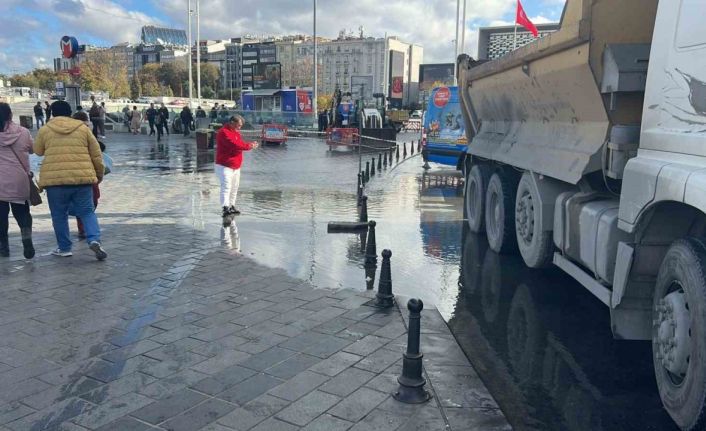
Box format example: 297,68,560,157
130,106,141,135
215,114,258,217
146,103,157,136
75,141,106,240
44,101,52,121
33,102,45,129
122,105,130,127
89,100,101,137
33,100,107,260
210,103,219,121
155,109,165,142
180,106,194,137
72,111,91,128
159,103,170,136
195,106,206,118
97,102,107,138
0,102,35,259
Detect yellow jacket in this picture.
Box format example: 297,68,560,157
34,116,104,189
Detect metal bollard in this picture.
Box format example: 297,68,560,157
365,162,370,182
357,173,364,204
383,151,388,168
417,140,422,153
393,298,432,404
396,145,400,162
370,158,376,176
359,196,368,222
377,154,382,171
403,142,407,158
373,249,394,308
364,220,377,268
410,141,415,155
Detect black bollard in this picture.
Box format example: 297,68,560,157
410,141,415,155
365,265,376,290
365,162,370,182
396,145,400,162
403,142,407,158
383,151,388,168
377,154,382,171
359,196,368,222
370,158,376,176
417,139,422,153
393,298,432,404
364,221,377,268
357,173,364,204
373,249,394,308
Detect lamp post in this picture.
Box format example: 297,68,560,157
313,0,318,128
196,0,201,106
187,0,193,104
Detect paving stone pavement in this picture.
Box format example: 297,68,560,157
0,136,509,430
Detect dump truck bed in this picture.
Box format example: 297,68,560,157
458,0,658,184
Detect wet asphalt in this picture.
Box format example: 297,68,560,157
27,129,678,430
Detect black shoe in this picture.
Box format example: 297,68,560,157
222,206,230,217
20,228,34,259
229,206,241,215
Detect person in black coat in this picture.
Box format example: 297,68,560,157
44,101,52,121
180,107,194,137
33,102,44,129
158,103,170,135
145,103,158,136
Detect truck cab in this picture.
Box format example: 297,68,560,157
457,0,706,428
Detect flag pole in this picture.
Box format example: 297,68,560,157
513,23,517,50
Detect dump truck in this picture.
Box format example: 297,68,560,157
457,1,706,429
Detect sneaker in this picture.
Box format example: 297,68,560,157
228,206,241,215
51,249,73,257
89,241,107,260
222,206,230,217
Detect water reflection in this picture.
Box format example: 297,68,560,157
221,218,241,252
448,230,677,431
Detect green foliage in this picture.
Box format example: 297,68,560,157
130,75,141,100
198,63,221,91
217,88,240,101
201,85,215,99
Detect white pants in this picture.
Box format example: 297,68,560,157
215,164,241,207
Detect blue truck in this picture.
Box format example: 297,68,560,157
421,86,467,167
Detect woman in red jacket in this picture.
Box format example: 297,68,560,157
215,115,258,216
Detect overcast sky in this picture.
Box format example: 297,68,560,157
0,0,566,74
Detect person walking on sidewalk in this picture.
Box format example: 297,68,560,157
44,101,52,122
159,103,170,136
97,102,107,138
130,106,141,135
215,114,258,217
155,109,166,142
34,100,107,260
33,102,45,129
89,99,101,137
180,106,194,137
146,103,158,136
0,103,35,259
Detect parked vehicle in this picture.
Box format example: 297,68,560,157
422,86,467,167
458,1,706,429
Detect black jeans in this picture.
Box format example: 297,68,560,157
156,123,164,141
0,201,32,240
148,120,155,135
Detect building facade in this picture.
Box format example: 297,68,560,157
477,23,561,60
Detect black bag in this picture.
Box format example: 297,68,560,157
9,145,42,206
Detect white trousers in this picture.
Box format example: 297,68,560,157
215,164,241,207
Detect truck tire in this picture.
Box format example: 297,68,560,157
653,238,706,430
485,171,518,253
515,173,554,268
466,164,491,233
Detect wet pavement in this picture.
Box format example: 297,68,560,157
1,129,680,430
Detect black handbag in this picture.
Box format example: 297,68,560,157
9,145,42,206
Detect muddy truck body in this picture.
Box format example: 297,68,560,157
457,1,706,428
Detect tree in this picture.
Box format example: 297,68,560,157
201,85,215,99
198,63,221,92
130,75,141,100
79,51,129,97
217,88,241,102
317,94,334,111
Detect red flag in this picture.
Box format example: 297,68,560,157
516,0,539,37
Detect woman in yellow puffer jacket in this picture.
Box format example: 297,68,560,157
34,101,107,260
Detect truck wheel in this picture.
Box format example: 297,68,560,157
485,171,518,253
653,238,706,430
515,173,554,268
466,164,491,233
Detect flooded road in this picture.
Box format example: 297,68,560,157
42,132,677,430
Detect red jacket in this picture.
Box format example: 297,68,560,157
215,125,253,169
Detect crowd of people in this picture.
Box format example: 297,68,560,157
1,101,107,260
4,99,258,261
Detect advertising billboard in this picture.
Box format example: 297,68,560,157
241,93,255,110
296,89,312,113
388,50,405,108
419,63,455,92
281,90,297,112
252,62,281,90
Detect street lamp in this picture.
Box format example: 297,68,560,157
313,0,318,128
